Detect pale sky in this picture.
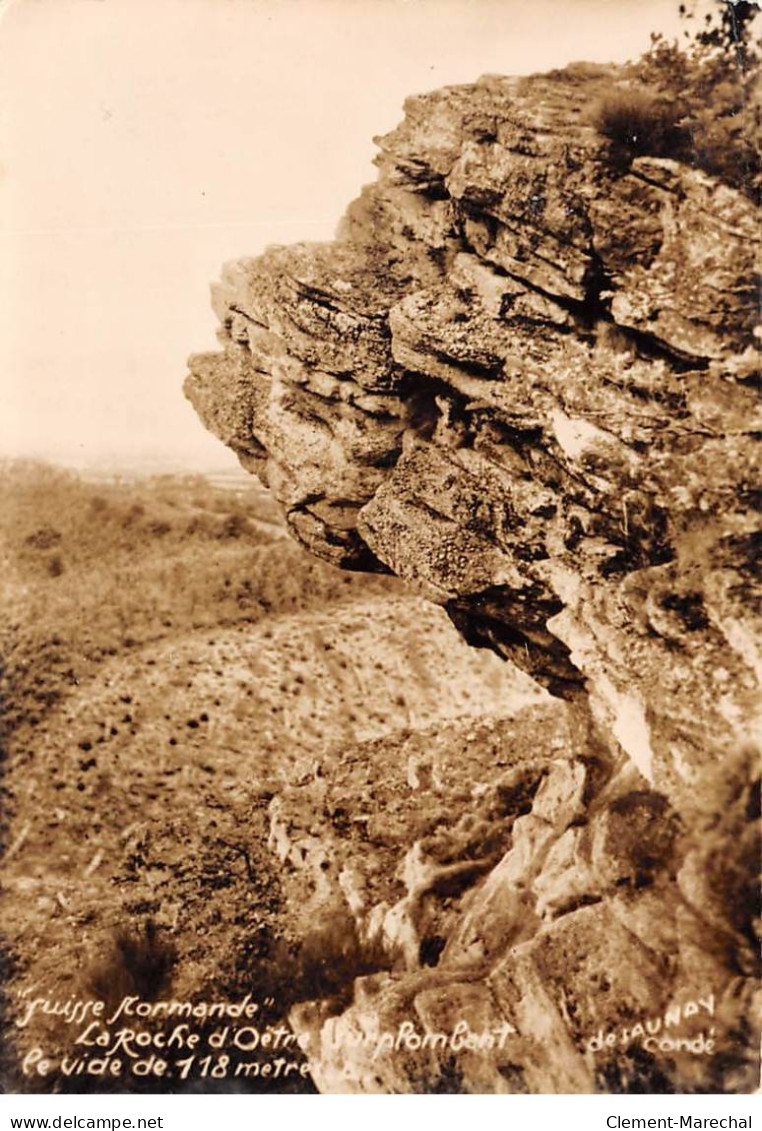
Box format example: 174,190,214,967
0,0,687,471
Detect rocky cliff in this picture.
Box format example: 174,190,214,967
185,64,760,1093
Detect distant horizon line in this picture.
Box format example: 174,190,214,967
0,449,252,477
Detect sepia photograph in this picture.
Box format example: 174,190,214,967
0,0,759,1099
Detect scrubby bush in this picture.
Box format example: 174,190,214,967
638,27,760,197
281,907,389,1008
592,87,683,160
594,2,760,199
219,512,253,540
24,525,62,551
85,922,177,1012
47,554,65,578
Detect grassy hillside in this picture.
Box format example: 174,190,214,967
0,460,399,743
0,460,541,1094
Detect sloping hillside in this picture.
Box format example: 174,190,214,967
0,461,541,1093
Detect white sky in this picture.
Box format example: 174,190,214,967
0,0,687,470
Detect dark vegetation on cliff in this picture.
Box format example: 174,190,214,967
593,3,760,198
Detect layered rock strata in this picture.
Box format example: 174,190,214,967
186,65,760,1092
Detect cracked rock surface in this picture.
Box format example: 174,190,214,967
186,65,760,1093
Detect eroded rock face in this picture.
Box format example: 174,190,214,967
186,66,760,1092
268,704,757,1094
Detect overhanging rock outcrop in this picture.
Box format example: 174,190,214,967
186,65,760,1092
